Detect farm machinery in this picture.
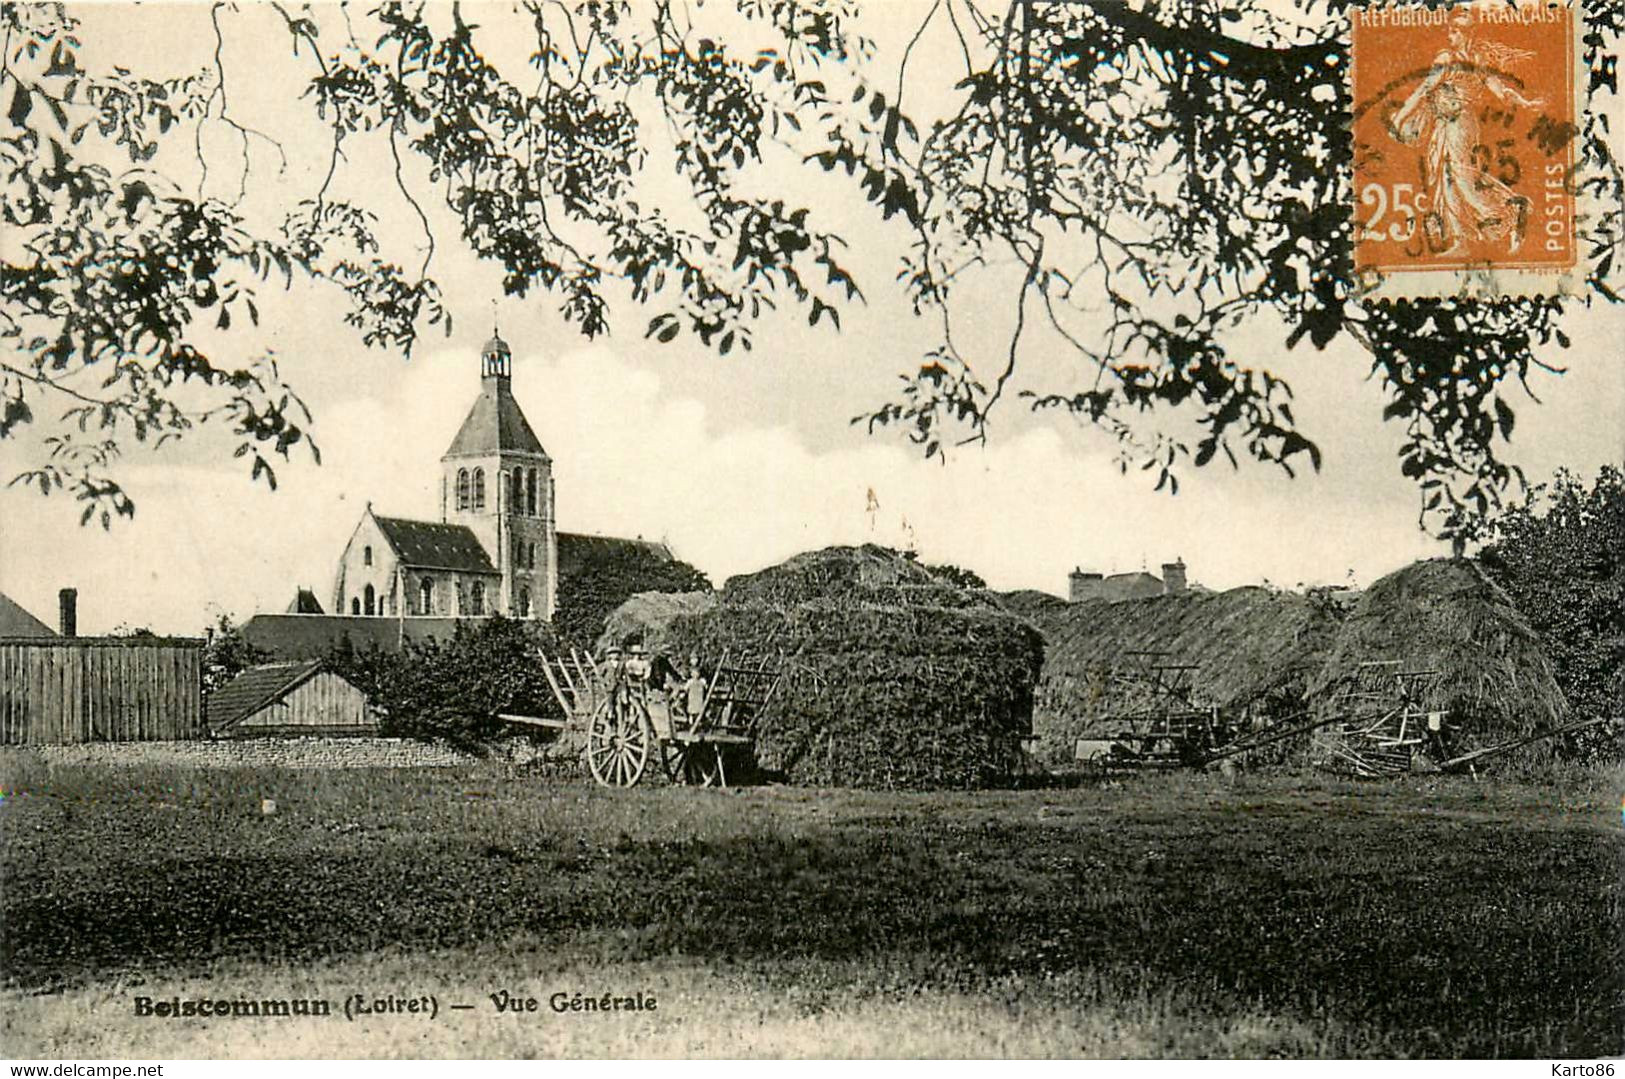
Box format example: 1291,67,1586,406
1075,653,1609,777
502,647,783,788
1072,652,1224,771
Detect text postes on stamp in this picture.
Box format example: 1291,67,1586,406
1351,1,1583,299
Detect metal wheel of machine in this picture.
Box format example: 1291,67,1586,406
586,696,651,787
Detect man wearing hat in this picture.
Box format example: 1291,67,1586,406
601,644,627,710
625,641,651,682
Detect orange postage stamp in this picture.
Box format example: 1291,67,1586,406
1350,0,1584,298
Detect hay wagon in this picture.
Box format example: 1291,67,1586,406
531,647,782,787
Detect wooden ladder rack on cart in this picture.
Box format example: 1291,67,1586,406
520,645,784,788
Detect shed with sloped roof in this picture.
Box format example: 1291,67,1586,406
207,661,379,737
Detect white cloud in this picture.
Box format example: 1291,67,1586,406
10,308,1623,634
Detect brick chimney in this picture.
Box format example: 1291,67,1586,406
1161,560,1187,595
1068,568,1104,603
58,587,77,637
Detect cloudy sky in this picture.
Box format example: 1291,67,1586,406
2,2,1622,635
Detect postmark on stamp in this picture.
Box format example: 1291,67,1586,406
1350,1,1584,299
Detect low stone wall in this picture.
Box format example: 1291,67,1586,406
0,737,482,770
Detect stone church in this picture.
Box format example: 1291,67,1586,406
242,331,674,659
331,332,559,621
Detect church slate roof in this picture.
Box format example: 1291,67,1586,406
374,516,499,574
556,532,674,575
443,381,548,459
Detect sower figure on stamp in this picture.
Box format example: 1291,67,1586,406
1389,8,1544,256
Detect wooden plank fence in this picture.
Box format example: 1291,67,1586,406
0,637,204,744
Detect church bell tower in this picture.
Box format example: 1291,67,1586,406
439,331,557,619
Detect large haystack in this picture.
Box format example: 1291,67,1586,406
993,589,1074,636
1307,558,1569,761
1034,586,1343,761
662,545,1043,790
596,590,716,655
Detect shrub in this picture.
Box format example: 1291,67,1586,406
201,615,267,697
1479,466,1624,747
326,617,563,752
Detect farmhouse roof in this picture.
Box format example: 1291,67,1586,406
374,516,499,574
1087,572,1166,603
207,660,325,730
0,592,55,638
286,588,325,614
443,378,548,459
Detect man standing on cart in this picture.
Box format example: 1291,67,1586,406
601,644,628,712
645,650,706,728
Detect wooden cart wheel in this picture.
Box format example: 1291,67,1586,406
586,697,650,788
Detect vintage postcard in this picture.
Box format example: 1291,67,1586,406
1,0,1621,1066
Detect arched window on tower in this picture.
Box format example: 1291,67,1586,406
473,469,486,511
527,470,539,517
470,581,485,616
364,584,375,616
527,542,537,570
518,587,531,618
419,577,434,615
456,469,470,511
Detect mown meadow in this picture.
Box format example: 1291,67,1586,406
1,755,1619,1058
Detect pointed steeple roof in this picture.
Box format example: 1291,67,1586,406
443,329,549,460
444,379,549,459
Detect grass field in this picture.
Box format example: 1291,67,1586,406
1,755,1620,1059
